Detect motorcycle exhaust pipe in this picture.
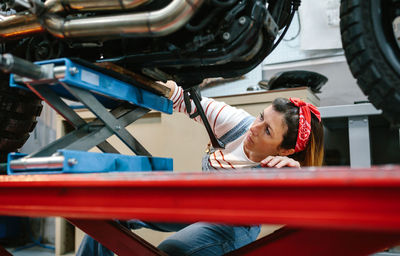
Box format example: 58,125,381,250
0,13,44,39
44,0,204,38
45,0,152,13
0,0,204,39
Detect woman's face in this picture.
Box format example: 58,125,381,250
244,105,292,162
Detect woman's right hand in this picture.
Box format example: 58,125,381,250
260,156,300,168
158,80,177,99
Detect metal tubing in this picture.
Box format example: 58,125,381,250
53,65,67,79
0,13,44,38
44,0,204,38
10,155,65,171
45,0,152,13
13,65,65,84
0,54,47,79
1,0,204,39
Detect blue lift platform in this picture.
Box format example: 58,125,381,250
1,54,173,174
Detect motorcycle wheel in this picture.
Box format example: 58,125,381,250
0,74,43,163
340,0,400,126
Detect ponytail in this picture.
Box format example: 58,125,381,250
272,98,324,167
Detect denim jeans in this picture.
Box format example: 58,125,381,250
76,220,261,256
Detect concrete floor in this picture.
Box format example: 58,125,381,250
5,245,55,256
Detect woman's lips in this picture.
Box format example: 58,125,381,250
246,132,254,144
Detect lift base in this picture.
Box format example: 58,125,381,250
7,150,172,175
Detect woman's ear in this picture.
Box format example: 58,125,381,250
279,148,295,156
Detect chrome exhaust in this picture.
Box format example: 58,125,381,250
0,13,43,39
44,0,153,13
0,0,204,39
44,0,204,39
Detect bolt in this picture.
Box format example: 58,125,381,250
239,16,246,25
69,67,78,75
222,32,231,41
115,125,121,131
68,158,78,166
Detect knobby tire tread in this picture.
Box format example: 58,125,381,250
0,77,42,162
341,0,400,125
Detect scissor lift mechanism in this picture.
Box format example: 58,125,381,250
2,55,173,174
0,55,400,255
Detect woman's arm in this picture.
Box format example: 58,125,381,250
162,81,251,138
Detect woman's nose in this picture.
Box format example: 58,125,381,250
250,122,261,135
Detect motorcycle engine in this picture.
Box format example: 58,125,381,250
1,0,296,87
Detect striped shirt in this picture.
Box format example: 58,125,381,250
170,84,259,170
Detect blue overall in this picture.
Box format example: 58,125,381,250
77,116,260,256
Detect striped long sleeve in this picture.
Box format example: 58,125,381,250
170,84,251,139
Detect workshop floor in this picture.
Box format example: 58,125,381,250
5,245,55,256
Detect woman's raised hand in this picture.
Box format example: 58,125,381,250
158,80,177,99
260,156,300,168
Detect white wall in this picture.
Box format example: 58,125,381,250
21,103,57,155
262,56,367,106
200,64,263,97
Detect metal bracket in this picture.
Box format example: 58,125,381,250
264,9,279,37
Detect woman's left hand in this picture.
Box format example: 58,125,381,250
260,156,300,168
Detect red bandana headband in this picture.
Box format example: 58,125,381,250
289,98,321,152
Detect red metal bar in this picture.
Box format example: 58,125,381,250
0,246,12,256
1,166,400,255
67,219,166,256
227,227,400,256
0,167,400,231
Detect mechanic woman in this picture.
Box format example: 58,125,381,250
77,80,324,256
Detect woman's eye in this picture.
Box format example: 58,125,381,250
265,127,270,135
259,112,264,120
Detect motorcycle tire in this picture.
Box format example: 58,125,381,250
0,75,42,163
340,0,400,126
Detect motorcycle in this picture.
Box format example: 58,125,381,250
0,0,398,161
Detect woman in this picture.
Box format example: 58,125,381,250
166,80,324,170
77,81,324,256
